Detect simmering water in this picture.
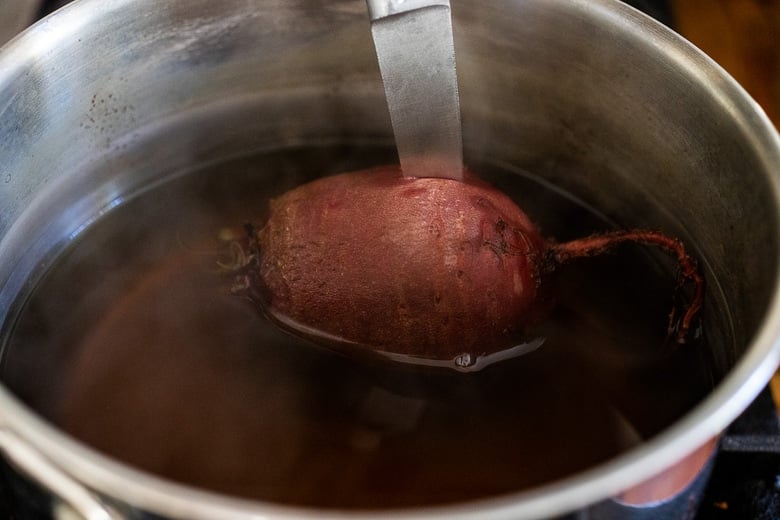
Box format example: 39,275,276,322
1,145,715,508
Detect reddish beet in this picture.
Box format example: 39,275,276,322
227,165,703,371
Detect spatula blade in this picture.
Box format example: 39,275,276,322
368,1,463,180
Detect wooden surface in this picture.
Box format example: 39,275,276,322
671,0,780,124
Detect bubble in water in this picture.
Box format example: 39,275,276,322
454,352,473,368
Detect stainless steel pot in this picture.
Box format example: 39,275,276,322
0,0,41,46
0,0,779,518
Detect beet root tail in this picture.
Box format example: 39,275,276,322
549,230,704,344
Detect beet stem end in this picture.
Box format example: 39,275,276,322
549,230,704,344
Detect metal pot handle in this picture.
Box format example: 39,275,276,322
0,429,123,520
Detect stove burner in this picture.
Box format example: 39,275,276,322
696,388,780,519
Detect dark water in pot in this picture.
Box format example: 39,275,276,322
0,145,715,508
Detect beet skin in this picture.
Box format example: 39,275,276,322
229,165,702,370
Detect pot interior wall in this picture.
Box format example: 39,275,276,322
0,0,778,515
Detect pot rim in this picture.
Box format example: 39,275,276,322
1,0,780,518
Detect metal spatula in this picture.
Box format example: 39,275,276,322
366,0,464,180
